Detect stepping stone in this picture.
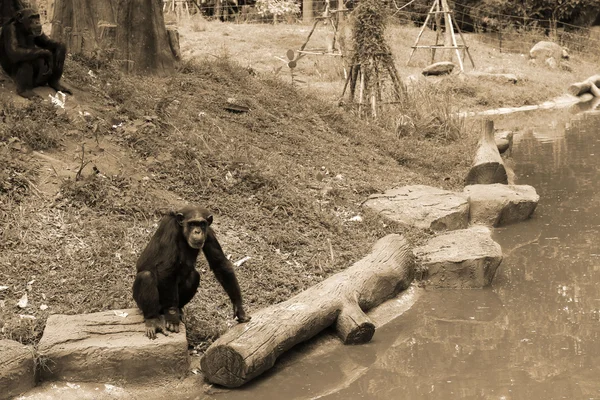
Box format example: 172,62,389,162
0,339,35,400
413,225,502,288
363,185,469,231
38,309,189,383
464,184,539,227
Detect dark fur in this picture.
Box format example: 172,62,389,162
0,9,71,98
133,205,249,339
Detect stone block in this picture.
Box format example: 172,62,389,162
364,185,469,231
464,184,539,227
413,225,502,288
0,339,35,400
37,309,189,383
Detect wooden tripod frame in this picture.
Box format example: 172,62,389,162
406,0,475,71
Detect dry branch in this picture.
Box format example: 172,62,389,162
465,120,508,185
201,234,414,388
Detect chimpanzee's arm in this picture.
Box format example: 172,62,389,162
34,33,61,51
3,24,50,63
203,229,249,321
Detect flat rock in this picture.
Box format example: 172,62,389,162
363,185,469,231
37,308,189,383
414,225,502,288
0,339,35,400
464,184,539,226
422,61,456,76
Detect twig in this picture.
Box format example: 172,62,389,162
75,144,91,181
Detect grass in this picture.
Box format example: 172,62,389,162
0,16,597,350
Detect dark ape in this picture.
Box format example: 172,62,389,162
133,205,250,339
0,4,71,98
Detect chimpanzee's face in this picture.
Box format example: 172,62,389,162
17,10,43,37
177,208,213,249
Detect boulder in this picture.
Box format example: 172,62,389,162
37,309,189,383
464,184,539,226
413,225,502,288
494,130,513,154
530,41,568,60
545,57,558,69
0,340,35,400
422,61,456,76
363,185,469,232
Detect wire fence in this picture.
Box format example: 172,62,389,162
163,0,600,58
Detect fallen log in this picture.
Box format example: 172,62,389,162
201,234,414,388
465,120,508,186
568,75,600,97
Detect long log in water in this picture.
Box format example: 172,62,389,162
465,120,508,186
200,234,414,388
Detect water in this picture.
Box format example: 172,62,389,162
210,109,600,400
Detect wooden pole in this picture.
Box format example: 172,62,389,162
407,0,437,65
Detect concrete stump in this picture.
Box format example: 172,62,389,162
37,308,189,383
413,225,502,288
464,184,539,227
363,185,469,232
0,339,35,400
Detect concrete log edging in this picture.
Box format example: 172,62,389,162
0,339,36,400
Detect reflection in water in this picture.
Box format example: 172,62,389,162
211,112,600,400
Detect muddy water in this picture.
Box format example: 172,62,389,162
208,109,600,400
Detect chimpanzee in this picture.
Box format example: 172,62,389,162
0,5,71,99
133,205,250,339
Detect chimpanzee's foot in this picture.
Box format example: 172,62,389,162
49,80,72,95
165,308,180,333
17,89,40,99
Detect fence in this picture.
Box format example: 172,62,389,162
163,0,600,59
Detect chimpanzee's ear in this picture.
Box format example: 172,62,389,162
207,215,213,226
15,11,23,22
176,212,185,226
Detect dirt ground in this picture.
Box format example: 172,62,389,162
0,16,598,352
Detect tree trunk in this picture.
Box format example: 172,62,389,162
201,234,414,388
51,0,176,74
465,120,508,186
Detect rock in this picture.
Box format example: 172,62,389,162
422,61,456,76
363,185,469,231
38,309,189,383
530,41,568,60
494,130,513,154
0,339,35,400
464,184,539,227
545,57,558,69
413,225,502,288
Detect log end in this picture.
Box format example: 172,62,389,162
200,344,248,388
343,322,376,345
465,163,508,186
336,304,376,345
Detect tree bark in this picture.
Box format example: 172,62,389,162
465,120,508,186
51,0,175,74
201,234,414,388
302,0,313,22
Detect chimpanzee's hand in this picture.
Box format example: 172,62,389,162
234,304,251,323
36,49,52,61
